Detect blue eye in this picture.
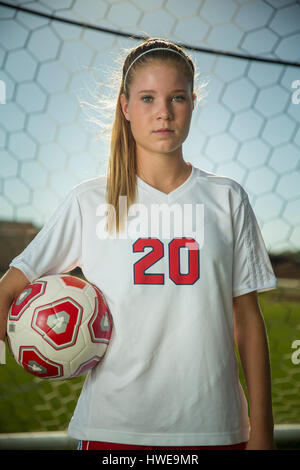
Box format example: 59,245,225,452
173,95,185,102
141,95,186,103
141,96,152,103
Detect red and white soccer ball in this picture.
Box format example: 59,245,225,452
6,274,113,380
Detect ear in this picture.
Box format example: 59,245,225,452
120,93,130,121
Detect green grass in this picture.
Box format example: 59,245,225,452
237,287,300,425
1,287,300,432
0,349,84,432
257,289,300,424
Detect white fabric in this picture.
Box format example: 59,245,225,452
0,339,5,364
9,164,277,446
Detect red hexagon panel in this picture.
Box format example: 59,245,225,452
19,346,63,379
71,355,102,378
60,275,86,289
32,297,83,350
88,287,112,344
9,280,46,321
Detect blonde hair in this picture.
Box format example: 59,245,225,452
99,37,206,235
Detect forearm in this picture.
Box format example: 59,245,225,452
0,291,15,364
237,312,274,436
0,268,30,341
0,292,14,341
233,293,274,447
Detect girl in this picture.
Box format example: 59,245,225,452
0,38,277,450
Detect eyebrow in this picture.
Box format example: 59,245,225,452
137,89,187,94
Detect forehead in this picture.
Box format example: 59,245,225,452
130,60,190,91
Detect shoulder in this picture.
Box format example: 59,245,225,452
69,174,107,200
193,166,248,203
54,175,108,215
71,175,107,196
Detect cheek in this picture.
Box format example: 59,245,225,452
129,106,150,134
128,116,146,141
177,108,191,127
182,104,194,123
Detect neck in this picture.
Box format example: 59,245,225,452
136,154,191,194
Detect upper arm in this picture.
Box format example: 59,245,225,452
0,267,30,300
233,290,263,342
9,189,82,281
233,290,259,312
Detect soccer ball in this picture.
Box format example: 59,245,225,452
6,274,113,380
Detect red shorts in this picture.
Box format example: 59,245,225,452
78,440,247,450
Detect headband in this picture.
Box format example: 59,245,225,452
123,47,193,92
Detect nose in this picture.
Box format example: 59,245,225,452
157,99,173,120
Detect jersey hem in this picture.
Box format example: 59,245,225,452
68,424,250,446
233,281,277,298
9,260,37,284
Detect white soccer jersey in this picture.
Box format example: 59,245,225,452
9,164,277,446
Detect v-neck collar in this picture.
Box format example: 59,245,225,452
137,163,196,202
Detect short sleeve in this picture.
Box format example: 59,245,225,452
9,188,82,283
232,193,277,297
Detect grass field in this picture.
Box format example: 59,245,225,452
1,281,300,433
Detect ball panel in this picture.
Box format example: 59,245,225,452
60,275,87,290
8,280,47,321
7,319,45,360
31,297,83,350
70,356,102,378
88,285,113,343
19,346,64,379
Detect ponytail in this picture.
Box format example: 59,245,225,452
105,86,137,235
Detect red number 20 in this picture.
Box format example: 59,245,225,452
133,238,200,285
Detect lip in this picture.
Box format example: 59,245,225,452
154,129,174,134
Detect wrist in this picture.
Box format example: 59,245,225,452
249,413,274,436
249,407,274,430
249,423,274,440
